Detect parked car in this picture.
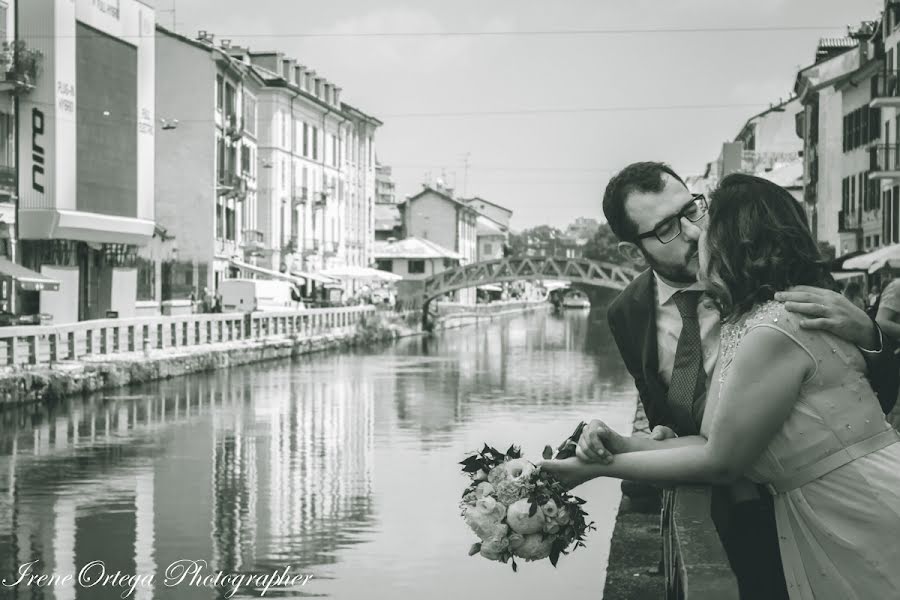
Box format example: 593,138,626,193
0,312,52,326
218,279,304,313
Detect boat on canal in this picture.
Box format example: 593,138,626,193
561,289,591,309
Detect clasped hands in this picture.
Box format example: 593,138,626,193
539,420,676,489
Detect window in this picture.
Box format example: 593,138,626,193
842,177,849,213
216,75,224,111
483,242,493,255
243,94,257,136
302,122,309,157
240,144,249,175
312,126,319,160
332,134,338,166
850,175,855,214
282,111,289,148
226,206,235,241
224,82,236,119
407,260,425,274
375,259,392,272
216,136,225,181
866,236,872,249
875,234,880,247
136,257,155,301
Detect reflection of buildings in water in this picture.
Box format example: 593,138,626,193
0,385,221,600
246,360,376,571
211,371,259,574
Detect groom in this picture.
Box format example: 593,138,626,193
580,162,898,599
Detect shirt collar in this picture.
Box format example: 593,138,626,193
654,272,706,306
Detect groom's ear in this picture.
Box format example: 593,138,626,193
617,241,644,266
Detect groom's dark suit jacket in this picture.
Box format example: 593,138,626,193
607,269,899,435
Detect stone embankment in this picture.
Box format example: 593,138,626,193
601,402,665,600
0,302,546,405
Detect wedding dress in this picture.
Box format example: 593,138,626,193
709,300,900,600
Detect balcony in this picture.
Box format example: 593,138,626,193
869,144,900,179
217,172,248,198
241,229,264,256
224,115,243,140
0,42,42,95
292,187,308,207
870,70,900,108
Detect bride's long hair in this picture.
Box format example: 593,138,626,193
703,173,835,320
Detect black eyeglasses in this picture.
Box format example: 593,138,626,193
636,194,708,244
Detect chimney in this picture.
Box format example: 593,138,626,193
220,39,232,49
197,30,214,44
282,58,297,84
306,70,316,93
333,86,342,107
314,77,323,98
295,65,306,89
323,82,332,104
249,52,284,75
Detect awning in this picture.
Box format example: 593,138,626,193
321,265,402,282
289,269,336,285
841,244,900,273
228,258,306,286
0,257,60,291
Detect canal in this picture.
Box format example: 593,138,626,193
0,308,638,600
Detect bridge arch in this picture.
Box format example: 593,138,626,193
421,256,640,329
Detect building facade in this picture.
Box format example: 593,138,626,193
155,27,261,311
375,161,396,204
872,4,900,250
796,38,868,255
222,51,380,288
18,0,156,323
403,186,477,304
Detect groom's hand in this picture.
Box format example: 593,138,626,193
576,419,628,463
776,286,879,351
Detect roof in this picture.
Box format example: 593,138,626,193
373,237,462,260
406,186,477,211
341,102,383,127
374,202,401,231
156,25,266,85
476,215,506,237
756,160,803,189
460,196,513,216
734,96,800,141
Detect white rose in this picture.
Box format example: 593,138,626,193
475,482,495,498
479,535,510,561
503,458,536,480
505,499,546,535
513,533,555,561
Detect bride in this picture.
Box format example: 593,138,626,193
541,173,900,600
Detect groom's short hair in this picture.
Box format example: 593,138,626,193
603,162,687,242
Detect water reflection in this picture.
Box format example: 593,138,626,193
0,309,636,600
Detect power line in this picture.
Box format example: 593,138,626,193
379,103,767,118
36,24,846,39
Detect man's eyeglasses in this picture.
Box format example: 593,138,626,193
636,194,708,244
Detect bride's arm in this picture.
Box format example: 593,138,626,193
545,326,814,488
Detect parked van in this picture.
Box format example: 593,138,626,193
218,279,304,313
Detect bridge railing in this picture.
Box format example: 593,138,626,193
0,306,374,367
662,486,740,600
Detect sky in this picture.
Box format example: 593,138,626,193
147,0,882,230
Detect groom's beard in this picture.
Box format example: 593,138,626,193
642,246,698,285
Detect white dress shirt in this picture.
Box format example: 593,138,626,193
654,275,720,387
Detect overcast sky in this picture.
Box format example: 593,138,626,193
149,0,882,230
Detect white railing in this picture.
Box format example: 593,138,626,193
0,306,374,367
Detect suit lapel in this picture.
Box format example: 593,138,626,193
626,271,668,414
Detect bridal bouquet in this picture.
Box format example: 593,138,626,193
458,423,595,571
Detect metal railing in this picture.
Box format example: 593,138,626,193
869,144,900,172
662,486,739,600
0,306,373,367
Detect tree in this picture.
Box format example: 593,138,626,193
583,223,642,268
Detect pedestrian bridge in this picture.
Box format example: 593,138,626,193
422,256,640,303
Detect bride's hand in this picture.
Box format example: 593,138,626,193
538,457,603,490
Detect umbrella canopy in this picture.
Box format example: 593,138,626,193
842,244,900,274
320,265,402,282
